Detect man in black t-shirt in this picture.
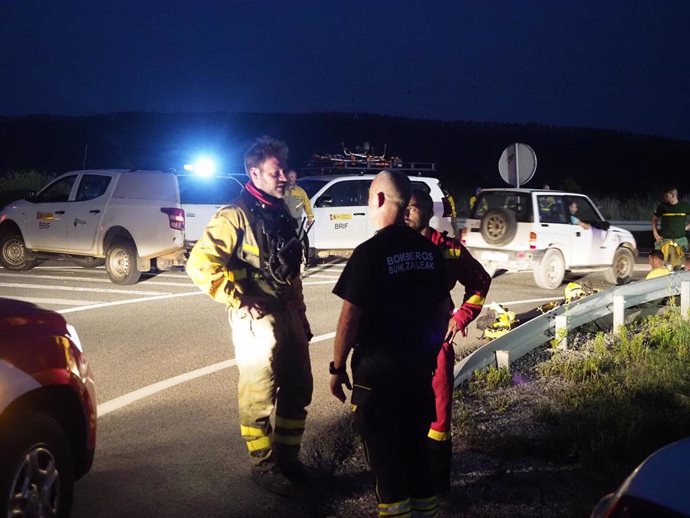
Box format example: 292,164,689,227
651,186,690,268
330,170,449,518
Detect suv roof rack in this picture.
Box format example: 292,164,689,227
303,143,436,176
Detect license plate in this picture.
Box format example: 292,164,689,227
481,251,508,262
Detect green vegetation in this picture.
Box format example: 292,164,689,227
464,310,690,465
470,365,512,391
535,311,690,464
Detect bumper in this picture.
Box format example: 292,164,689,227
468,248,546,272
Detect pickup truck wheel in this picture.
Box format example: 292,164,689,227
480,208,517,246
604,247,634,285
106,240,141,285
0,233,39,271
0,413,74,518
533,249,565,290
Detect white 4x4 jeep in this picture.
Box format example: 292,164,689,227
299,174,455,259
461,188,637,289
0,169,186,284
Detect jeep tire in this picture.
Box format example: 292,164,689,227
604,247,635,285
480,208,517,246
0,232,40,271
106,240,141,285
533,248,565,290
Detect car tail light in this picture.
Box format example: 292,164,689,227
161,207,185,231
441,197,452,217
529,231,537,250
461,227,467,245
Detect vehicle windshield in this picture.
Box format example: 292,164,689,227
299,178,330,198
471,191,533,223
178,176,244,205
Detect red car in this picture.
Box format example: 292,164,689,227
591,437,690,518
0,298,96,517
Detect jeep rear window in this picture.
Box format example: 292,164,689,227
471,192,533,223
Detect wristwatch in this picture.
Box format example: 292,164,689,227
329,361,346,375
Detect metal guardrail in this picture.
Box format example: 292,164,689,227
453,271,690,388
453,218,650,232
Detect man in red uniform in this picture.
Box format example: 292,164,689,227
405,189,492,493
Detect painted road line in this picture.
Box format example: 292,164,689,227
97,331,336,417
58,291,203,314
495,297,564,306
97,360,238,417
36,265,103,270
0,272,192,287
0,282,170,296
6,296,102,306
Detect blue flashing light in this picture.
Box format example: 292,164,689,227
193,157,217,177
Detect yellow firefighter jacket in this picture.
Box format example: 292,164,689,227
186,189,305,313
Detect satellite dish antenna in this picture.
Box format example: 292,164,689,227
498,143,537,187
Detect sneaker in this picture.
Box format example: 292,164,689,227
250,465,292,495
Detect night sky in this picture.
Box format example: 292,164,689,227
2,0,689,141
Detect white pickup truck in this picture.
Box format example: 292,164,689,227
0,169,186,284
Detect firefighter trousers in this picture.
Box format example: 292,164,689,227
229,304,313,469
428,341,454,492
355,384,438,517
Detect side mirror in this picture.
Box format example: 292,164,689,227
316,195,333,208
24,191,37,202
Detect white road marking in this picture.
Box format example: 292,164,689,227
0,282,169,296
97,331,336,417
36,265,101,270
97,360,238,417
58,291,203,314
7,296,102,306
0,272,192,287
494,297,565,306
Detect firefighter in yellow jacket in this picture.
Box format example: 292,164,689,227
186,137,313,495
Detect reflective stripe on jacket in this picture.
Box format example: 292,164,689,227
186,200,305,311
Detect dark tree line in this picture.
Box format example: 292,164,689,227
1,112,689,196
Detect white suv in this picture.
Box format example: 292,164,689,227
0,169,186,284
461,188,637,289
299,174,455,260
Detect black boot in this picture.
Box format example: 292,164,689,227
427,437,452,493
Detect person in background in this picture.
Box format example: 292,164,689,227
285,169,315,264
405,189,491,495
568,200,591,229
651,186,690,269
285,169,314,227
468,187,481,211
443,188,458,235
330,171,449,518
646,249,671,280
186,137,313,495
